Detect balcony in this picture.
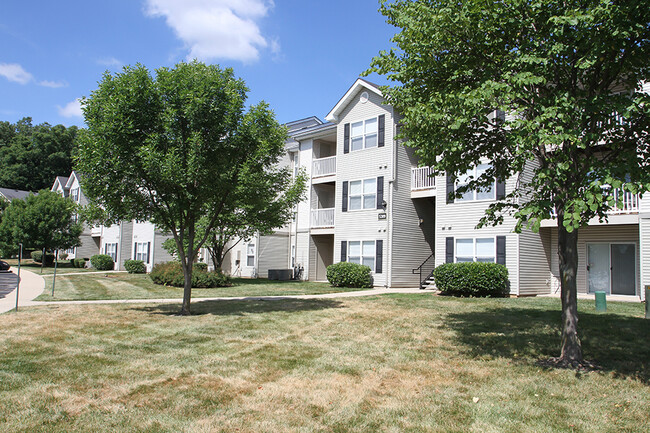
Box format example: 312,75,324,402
312,156,336,181
411,166,436,198
311,208,335,229
90,225,102,237
542,189,640,227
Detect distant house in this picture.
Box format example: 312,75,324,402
0,187,33,201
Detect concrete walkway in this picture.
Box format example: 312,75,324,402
0,268,45,314
0,268,429,313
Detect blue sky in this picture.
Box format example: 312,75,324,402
0,0,397,128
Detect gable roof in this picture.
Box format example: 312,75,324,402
65,171,80,189
0,187,32,201
325,78,383,123
51,176,69,192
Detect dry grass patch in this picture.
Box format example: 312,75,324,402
0,295,647,432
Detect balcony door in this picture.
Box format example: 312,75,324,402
587,243,636,296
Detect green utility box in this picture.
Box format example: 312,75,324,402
595,291,607,312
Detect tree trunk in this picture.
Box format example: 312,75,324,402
180,231,195,316
557,212,583,363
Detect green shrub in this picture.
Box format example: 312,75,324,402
326,262,373,288
124,259,146,274
30,251,54,265
432,262,509,297
150,261,230,288
90,254,115,270
194,262,208,272
69,259,76,268
74,258,87,268
58,252,68,260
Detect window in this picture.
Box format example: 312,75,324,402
456,164,495,202
350,118,378,151
70,187,80,202
135,242,150,264
455,238,495,263
247,243,255,267
104,243,118,262
348,240,376,271
349,178,376,211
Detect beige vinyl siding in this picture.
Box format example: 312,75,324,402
640,217,650,300
153,231,174,265
308,235,317,281
76,234,99,260
118,221,133,270
333,88,392,287
296,232,310,280
518,228,552,295
549,224,640,295
390,144,435,287
434,171,520,294
258,233,290,277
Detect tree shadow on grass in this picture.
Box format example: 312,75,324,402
133,297,345,317
445,306,650,383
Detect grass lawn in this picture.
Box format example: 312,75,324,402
35,273,363,301
0,295,648,432
2,258,98,275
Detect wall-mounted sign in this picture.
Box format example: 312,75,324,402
378,213,387,220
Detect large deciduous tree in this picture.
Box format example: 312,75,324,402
0,118,77,191
76,62,304,315
0,190,82,255
368,0,650,365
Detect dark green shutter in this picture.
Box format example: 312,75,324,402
376,176,384,209
341,241,347,262
376,240,383,273
496,179,506,200
146,242,151,264
344,123,350,154
446,237,454,263
496,236,506,265
446,174,455,204
342,181,348,212
378,115,385,147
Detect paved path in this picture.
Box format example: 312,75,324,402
0,268,428,314
0,268,45,314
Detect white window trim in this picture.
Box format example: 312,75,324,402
350,117,379,152
455,237,496,263
348,177,377,211
456,164,497,202
246,243,255,267
135,242,150,264
104,242,118,262
348,240,376,272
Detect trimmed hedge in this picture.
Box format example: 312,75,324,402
31,251,55,266
90,254,115,270
194,262,208,272
74,258,88,268
326,262,373,288
432,262,509,297
150,262,230,288
124,259,146,274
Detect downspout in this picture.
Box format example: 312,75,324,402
386,105,397,288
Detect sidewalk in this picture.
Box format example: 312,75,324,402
0,268,45,314
1,268,429,313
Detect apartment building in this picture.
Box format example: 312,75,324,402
240,78,648,299
51,172,173,271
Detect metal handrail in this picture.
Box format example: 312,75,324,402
412,253,435,290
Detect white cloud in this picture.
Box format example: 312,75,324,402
0,63,33,84
97,57,123,67
39,80,68,88
144,0,275,63
57,98,83,118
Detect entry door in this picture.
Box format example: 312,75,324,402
610,244,636,295
587,243,636,295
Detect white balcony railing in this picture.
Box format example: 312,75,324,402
411,166,436,190
90,225,102,236
608,189,639,214
311,208,335,228
550,189,639,217
312,156,336,178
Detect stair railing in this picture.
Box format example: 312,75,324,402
412,253,435,290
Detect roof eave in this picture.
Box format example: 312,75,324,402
325,78,383,123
